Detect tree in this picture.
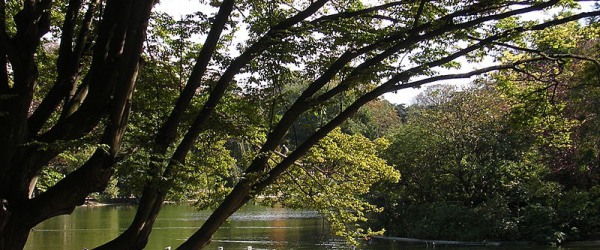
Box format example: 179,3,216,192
369,22,600,243
1,0,599,249
343,99,402,139
495,20,600,189
371,84,540,240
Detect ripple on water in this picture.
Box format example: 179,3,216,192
173,209,320,221
229,210,320,221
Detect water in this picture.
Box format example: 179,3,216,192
24,204,597,249
25,204,390,249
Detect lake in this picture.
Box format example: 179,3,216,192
25,204,390,249
24,204,596,249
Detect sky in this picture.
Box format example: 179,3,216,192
155,0,598,105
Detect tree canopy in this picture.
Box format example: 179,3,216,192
1,0,599,249
370,21,600,243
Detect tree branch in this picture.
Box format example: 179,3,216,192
412,0,427,30
253,58,555,197
26,149,114,227
388,59,545,92
307,1,411,25
0,2,14,77
73,0,99,62
155,0,235,152
27,0,154,227
35,0,137,142
28,0,86,136
234,0,558,172
316,7,600,104
469,35,600,68
199,0,594,204
166,0,330,176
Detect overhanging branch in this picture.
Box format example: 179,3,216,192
166,0,330,176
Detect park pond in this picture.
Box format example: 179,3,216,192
24,204,597,249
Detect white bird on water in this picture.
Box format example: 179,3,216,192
165,247,171,250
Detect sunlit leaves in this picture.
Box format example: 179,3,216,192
263,128,399,244
177,136,237,208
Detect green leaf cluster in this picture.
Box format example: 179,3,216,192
263,128,399,245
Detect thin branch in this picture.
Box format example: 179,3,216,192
58,0,82,61
73,0,100,60
308,1,411,24
412,0,427,30
28,0,87,136
155,0,235,152
474,36,600,68
316,8,600,104
363,14,401,23
60,0,101,117
166,0,330,175
388,59,544,92
389,55,594,94
233,4,248,19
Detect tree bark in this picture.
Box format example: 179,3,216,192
0,0,153,249
0,213,31,250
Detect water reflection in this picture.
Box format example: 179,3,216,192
25,204,360,249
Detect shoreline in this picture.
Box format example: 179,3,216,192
370,236,600,248
82,199,184,207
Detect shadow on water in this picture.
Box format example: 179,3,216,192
24,204,598,249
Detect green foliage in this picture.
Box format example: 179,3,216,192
35,139,98,195
263,128,399,245
98,177,120,202
343,99,402,139
36,168,64,194
370,78,600,243
496,23,600,189
377,201,518,241
177,136,237,207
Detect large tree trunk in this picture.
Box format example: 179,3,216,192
0,1,50,249
0,214,31,250
0,0,154,249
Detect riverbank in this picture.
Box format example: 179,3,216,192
83,197,194,206
371,236,600,248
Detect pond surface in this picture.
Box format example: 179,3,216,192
25,204,375,249
24,204,596,249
